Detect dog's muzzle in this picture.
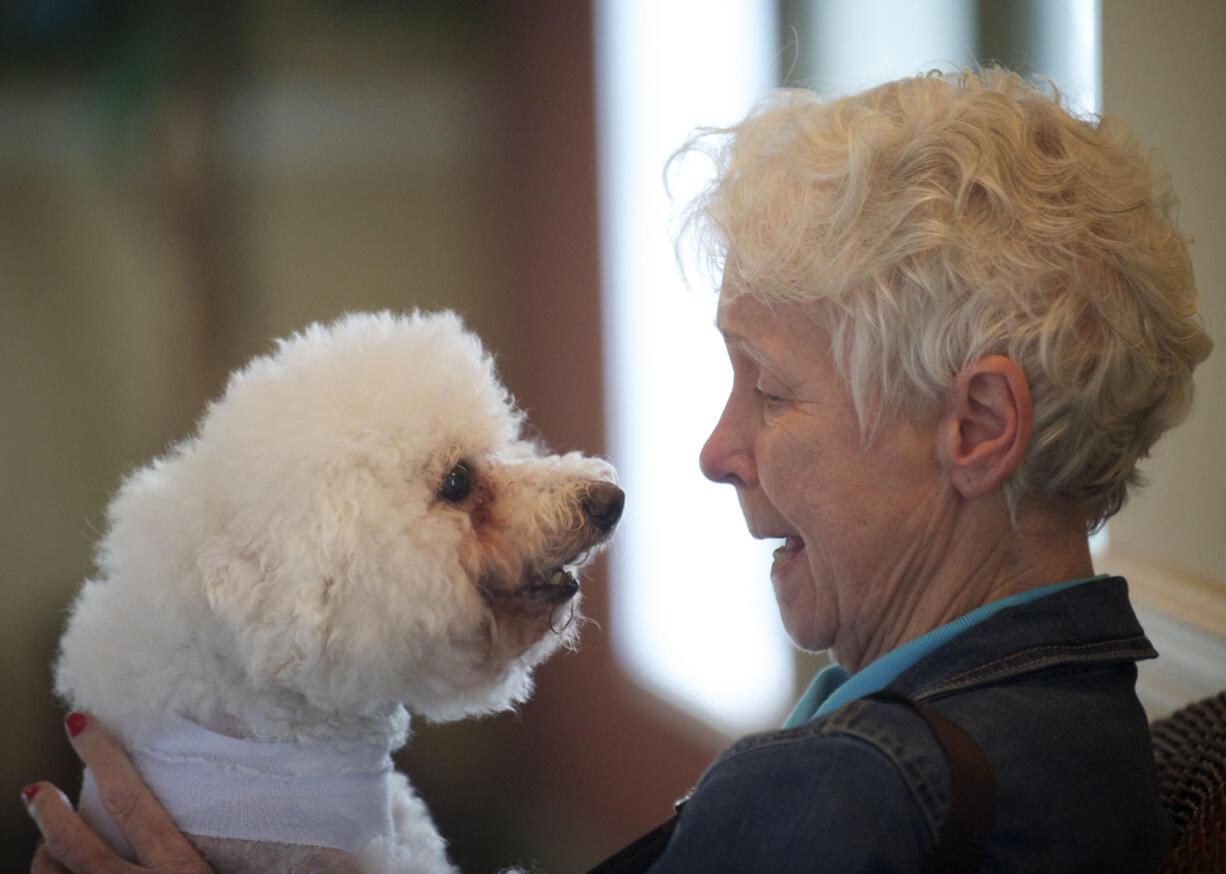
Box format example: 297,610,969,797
480,481,624,611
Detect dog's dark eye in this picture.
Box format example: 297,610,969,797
439,462,472,502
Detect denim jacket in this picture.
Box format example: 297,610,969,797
648,577,1172,873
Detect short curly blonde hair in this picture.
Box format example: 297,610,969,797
679,67,1212,529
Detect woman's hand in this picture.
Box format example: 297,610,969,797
24,713,214,874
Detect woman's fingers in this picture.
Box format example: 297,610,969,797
31,839,72,874
50,713,213,873
24,782,136,874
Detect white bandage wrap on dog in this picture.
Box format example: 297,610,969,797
78,716,395,856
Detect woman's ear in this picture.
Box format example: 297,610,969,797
941,355,1033,500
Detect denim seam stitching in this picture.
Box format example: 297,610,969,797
820,700,946,839
923,636,1153,694
695,699,947,842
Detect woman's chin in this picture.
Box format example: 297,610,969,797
771,543,833,652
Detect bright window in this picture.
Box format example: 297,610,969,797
595,0,789,735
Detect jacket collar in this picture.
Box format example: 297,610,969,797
894,575,1157,701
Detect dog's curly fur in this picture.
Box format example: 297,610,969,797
54,310,621,872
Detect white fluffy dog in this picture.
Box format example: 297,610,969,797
54,310,622,873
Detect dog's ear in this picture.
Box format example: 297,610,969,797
198,536,333,690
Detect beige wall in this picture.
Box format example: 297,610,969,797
1101,0,1226,581
1099,0,1226,713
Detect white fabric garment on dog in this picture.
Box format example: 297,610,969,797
77,715,396,858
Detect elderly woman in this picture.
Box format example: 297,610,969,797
637,66,1210,873
25,68,1212,873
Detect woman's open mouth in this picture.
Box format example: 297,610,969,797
771,536,805,578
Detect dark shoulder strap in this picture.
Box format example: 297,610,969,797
585,690,996,874
866,688,997,874
584,813,678,874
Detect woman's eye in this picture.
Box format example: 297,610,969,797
754,386,787,405
439,462,472,502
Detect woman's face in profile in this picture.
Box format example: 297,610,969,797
700,293,950,661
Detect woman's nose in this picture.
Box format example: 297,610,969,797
700,403,755,487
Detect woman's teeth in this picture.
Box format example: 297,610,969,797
773,536,803,562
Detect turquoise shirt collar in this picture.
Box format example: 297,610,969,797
782,575,1105,729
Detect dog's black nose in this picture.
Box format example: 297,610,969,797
581,483,624,533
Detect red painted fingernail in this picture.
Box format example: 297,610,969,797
65,712,88,737
22,784,40,804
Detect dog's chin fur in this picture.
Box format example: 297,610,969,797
54,310,620,871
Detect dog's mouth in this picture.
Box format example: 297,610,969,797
479,565,581,610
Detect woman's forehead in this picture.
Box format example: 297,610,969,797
717,294,829,363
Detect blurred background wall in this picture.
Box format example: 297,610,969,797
2,2,1222,872
1096,0,1226,715
2,3,663,870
